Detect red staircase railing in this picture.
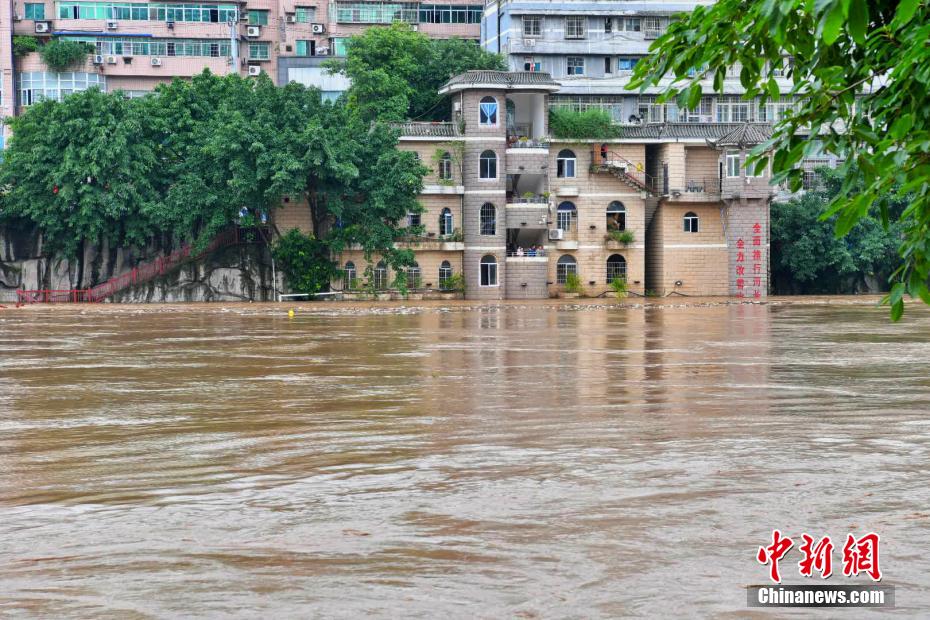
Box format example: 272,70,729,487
16,226,266,305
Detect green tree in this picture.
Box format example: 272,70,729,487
629,1,930,318
272,228,335,294
39,39,94,71
332,23,506,122
771,169,904,294
12,36,39,57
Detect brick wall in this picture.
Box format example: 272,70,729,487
504,258,548,299
725,199,770,298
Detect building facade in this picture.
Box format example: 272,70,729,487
331,71,774,300
0,0,484,141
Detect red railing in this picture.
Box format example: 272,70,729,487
16,226,264,305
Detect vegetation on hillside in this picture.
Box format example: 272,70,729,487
630,0,930,318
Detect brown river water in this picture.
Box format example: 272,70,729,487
1,300,929,618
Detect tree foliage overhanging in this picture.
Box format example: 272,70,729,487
629,0,930,319
330,23,507,123
0,71,428,281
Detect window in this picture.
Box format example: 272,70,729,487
567,56,585,76
406,262,421,289
25,3,45,19
56,2,238,22
479,150,497,179
295,6,316,22
683,212,699,233
523,57,541,72
604,57,612,74
565,16,586,39
439,207,454,236
335,2,418,24
480,255,498,286
59,36,232,58
439,261,453,289
249,42,270,60
419,5,482,24
332,38,350,56
295,40,314,56
248,10,268,25
622,17,641,32
480,203,496,235
556,254,577,284
17,71,105,106
407,212,421,228
479,95,498,126
726,151,740,177
617,58,638,72
523,15,541,36
374,260,388,289
604,17,612,33
716,96,752,122
607,201,626,231
438,151,453,181
556,149,576,178
556,201,576,232
643,16,662,38
343,261,356,289
747,156,767,177
606,254,627,283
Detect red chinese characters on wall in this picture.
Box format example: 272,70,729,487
735,222,764,298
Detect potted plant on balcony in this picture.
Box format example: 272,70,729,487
609,276,628,300
521,191,535,203
606,230,635,245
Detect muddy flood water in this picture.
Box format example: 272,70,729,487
1,301,929,618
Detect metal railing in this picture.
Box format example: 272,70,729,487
591,149,657,193
507,249,547,257
685,177,722,193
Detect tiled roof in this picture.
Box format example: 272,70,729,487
707,123,774,147
391,122,460,137
439,71,560,93
617,123,774,142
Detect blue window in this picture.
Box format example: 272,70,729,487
479,96,498,125
25,3,45,19
618,58,638,71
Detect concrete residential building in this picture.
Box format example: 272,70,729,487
0,0,484,142
330,71,773,300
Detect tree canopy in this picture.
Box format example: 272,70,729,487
630,0,929,318
332,23,506,122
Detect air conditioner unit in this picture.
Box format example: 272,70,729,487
34,21,51,33
13,14,22,21
523,38,535,47
93,54,104,65
246,25,261,38
106,20,118,29
311,23,325,34
410,24,418,31
106,55,117,64
286,14,296,23
548,229,564,241
151,57,162,66
248,65,262,76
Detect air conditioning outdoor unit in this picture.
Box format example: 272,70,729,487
151,57,162,66
548,229,564,241
106,20,118,29
106,55,117,64
311,23,325,34
93,54,104,65
246,25,261,38
286,14,296,23
410,24,418,31
248,65,261,76
34,21,51,33
13,13,22,21
523,38,535,47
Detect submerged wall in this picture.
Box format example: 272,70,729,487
0,225,276,303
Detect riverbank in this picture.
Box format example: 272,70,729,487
4,294,889,316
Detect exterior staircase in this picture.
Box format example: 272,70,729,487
591,148,660,227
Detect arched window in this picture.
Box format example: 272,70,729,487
606,254,627,283
607,201,626,231
438,151,453,181
343,261,356,289
406,261,421,289
479,96,498,126
479,150,497,179
439,260,453,289
556,201,576,232
439,207,454,237
556,254,578,284
373,260,389,289
556,149,576,178
480,202,496,236
683,211,699,233
480,254,498,286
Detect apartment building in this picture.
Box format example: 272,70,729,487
328,71,773,300
0,0,484,142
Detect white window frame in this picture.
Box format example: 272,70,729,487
523,15,541,37
683,212,699,233
556,255,578,284
567,56,585,76
726,151,741,177
479,96,498,126
479,150,497,180
565,16,586,39
556,150,576,178
480,255,499,287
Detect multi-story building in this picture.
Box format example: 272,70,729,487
328,71,773,300
0,0,484,142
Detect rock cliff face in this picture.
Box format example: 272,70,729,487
0,226,275,303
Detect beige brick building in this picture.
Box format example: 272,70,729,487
328,71,774,300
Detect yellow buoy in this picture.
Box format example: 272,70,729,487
288,309,295,318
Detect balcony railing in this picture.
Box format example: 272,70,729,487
507,249,547,257
685,177,722,193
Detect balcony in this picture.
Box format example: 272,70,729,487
721,175,774,201
670,176,722,201
505,202,549,229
